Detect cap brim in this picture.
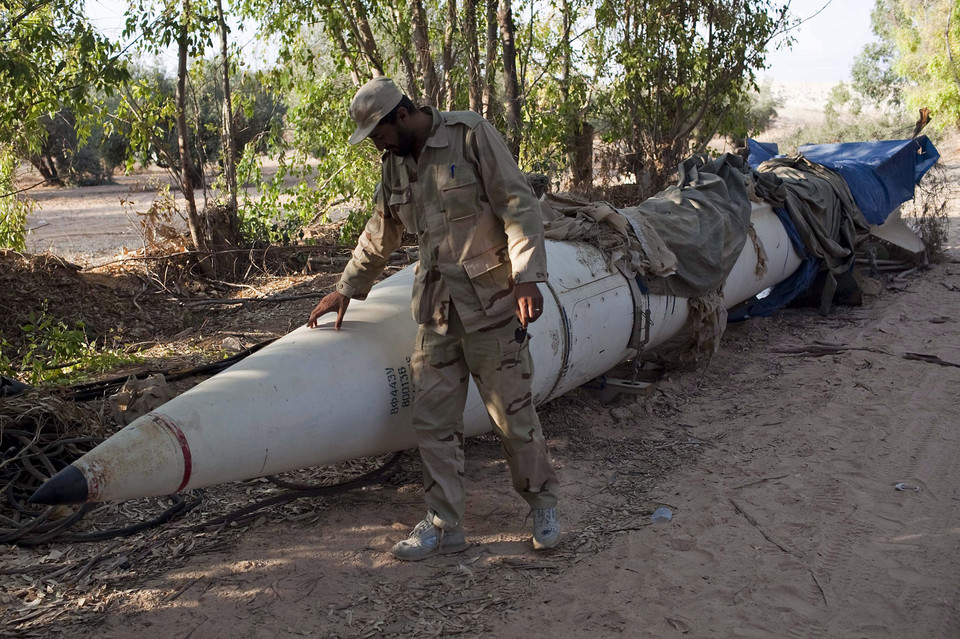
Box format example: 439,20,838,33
348,121,376,146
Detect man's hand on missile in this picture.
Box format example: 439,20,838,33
308,291,351,330
515,282,544,327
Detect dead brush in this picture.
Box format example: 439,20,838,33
901,164,950,262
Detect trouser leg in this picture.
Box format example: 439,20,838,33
464,318,559,510
410,325,469,531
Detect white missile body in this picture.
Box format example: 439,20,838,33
36,202,801,503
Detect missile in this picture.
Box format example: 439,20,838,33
31,202,801,505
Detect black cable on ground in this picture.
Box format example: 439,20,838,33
66,337,278,402
186,452,405,531
1,420,404,545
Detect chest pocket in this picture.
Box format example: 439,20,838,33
388,190,421,234
439,164,480,221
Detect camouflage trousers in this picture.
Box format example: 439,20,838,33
412,308,559,532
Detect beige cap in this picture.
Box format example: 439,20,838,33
348,77,404,145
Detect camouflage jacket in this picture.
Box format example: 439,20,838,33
337,107,548,333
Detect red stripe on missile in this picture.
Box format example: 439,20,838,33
154,413,193,492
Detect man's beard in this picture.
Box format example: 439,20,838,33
393,123,418,157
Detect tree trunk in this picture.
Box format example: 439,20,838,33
175,0,207,262
331,29,363,87
558,0,592,191
498,0,521,159
214,0,240,263
442,0,457,110
388,6,419,98
216,0,237,214
464,0,483,112
344,0,385,77
570,121,594,192
410,0,439,106
483,0,498,120
31,155,60,185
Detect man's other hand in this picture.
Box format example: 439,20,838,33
515,282,544,327
308,291,351,330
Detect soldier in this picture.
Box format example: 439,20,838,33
307,77,560,560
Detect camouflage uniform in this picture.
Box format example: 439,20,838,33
337,107,559,531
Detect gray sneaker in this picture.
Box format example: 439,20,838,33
390,518,468,561
532,507,561,550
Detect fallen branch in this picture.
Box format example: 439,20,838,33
903,352,960,368
730,474,789,490
775,341,960,368
728,497,800,558
87,244,347,271
179,292,324,307
773,341,889,357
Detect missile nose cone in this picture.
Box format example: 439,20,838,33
30,465,89,505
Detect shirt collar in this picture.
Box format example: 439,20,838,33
390,106,447,170
423,106,447,149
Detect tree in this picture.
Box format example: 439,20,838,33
216,0,238,214
592,0,793,195
23,106,128,186
0,0,125,248
852,41,904,109
862,0,960,129
124,0,250,268
498,0,522,158
0,0,125,147
174,0,208,259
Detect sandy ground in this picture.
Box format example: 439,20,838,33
8,103,960,638
72,261,960,639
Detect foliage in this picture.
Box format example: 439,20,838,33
114,64,183,174
0,308,141,386
592,0,794,193
116,0,812,248
115,62,283,188
22,103,129,187
864,0,960,129
232,66,379,245
0,0,127,151
712,81,783,145
515,0,593,187
901,164,949,261
190,59,287,167
337,208,373,247
852,41,905,109
0,147,33,250
773,110,913,156
773,78,921,156
0,0,126,248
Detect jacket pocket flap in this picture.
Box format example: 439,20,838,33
440,174,478,191
462,246,508,279
388,191,411,205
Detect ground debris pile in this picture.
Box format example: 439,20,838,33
0,250,183,369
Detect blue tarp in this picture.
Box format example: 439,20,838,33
747,139,780,168
798,137,940,225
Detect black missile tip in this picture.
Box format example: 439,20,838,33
29,465,89,505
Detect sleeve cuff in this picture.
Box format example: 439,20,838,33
509,235,548,284
336,278,368,300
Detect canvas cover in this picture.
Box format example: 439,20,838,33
538,139,938,359
542,153,756,300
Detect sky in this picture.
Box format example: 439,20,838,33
760,0,879,83
84,0,880,85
